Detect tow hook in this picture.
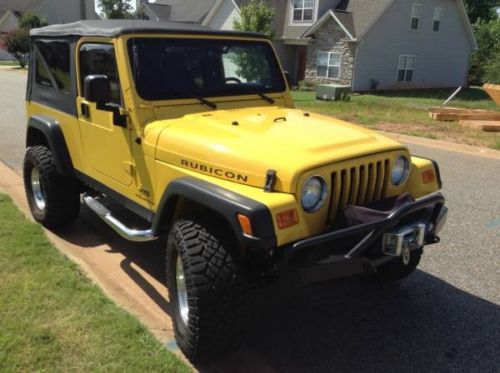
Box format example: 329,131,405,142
402,246,411,266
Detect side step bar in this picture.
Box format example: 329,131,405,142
83,194,157,242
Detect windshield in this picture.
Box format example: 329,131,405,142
127,38,286,101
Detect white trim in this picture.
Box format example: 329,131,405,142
288,0,319,26
316,51,342,79
283,38,310,46
201,0,225,26
432,7,442,32
354,0,395,40
410,3,422,30
302,10,356,41
330,11,355,41
34,0,53,12
396,55,416,82
456,0,478,50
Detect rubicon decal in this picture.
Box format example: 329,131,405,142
180,160,249,182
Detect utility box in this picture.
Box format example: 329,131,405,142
316,84,351,101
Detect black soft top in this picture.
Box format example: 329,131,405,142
30,20,267,39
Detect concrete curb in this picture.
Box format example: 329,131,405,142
0,160,275,371
0,160,182,362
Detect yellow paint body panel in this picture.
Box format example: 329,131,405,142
26,32,442,248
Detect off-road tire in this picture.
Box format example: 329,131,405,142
372,249,422,283
166,218,243,363
23,145,80,228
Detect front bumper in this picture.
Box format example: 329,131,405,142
287,192,447,284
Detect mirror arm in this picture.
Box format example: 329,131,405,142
97,102,128,127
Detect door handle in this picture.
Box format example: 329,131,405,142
81,102,90,119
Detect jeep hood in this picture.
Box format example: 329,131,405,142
152,107,406,193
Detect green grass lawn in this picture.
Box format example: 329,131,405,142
292,88,500,150
0,194,190,372
0,61,17,66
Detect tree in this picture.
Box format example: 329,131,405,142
133,7,149,20
233,0,275,38
98,0,134,19
464,0,498,23
5,28,30,68
484,50,500,83
231,0,275,82
469,18,500,84
19,12,48,30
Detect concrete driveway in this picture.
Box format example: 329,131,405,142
1,68,499,372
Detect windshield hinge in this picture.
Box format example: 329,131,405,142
264,169,277,192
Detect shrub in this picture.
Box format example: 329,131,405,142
297,80,317,91
5,28,29,68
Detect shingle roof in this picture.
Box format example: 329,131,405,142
332,10,355,38
0,0,48,12
335,0,392,38
29,19,268,39
143,3,172,22
142,0,219,24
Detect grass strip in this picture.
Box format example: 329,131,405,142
0,194,190,372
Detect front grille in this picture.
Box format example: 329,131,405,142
328,158,390,222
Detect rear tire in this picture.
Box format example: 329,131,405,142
372,249,422,283
23,145,80,228
166,217,243,363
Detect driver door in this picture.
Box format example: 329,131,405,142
77,42,133,187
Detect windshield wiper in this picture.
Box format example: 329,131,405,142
194,96,217,109
252,91,275,104
237,85,275,104
172,93,217,109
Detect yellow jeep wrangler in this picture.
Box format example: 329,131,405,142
24,20,447,362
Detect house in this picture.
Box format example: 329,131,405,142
138,0,241,30
0,0,97,34
136,0,477,91
268,0,478,91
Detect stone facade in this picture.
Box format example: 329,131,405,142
304,18,356,86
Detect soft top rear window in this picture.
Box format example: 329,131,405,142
127,38,286,101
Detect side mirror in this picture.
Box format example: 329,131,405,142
84,74,111,106
283,71,293,89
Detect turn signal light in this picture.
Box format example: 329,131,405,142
277,209,299,229
237,214,253,236
421,169,436,184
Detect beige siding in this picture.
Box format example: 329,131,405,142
353,0,474,91
208,0,240,31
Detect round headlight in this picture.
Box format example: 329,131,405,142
301,176,328,213
391,156,410,185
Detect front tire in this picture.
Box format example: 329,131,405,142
23,145,80,228
166,218,243,363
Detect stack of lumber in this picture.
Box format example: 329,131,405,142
483,83,500,105
459,120,500,132
428,107,500,132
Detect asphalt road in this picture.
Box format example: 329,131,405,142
1,69,499,372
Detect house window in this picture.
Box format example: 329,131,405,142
410,3,422,30
397,55,416,82
317,52,341,79
433,7,442,32
292,0,315,22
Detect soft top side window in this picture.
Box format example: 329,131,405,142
79,43,121,105
35,40,71,94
